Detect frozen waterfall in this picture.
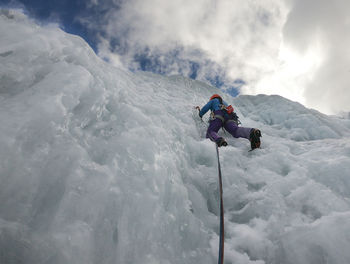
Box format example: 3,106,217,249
1,9,350,264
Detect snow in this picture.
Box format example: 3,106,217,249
1,9,350,264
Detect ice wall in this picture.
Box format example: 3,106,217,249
1,9,350,264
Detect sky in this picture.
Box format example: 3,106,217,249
1,0,350,115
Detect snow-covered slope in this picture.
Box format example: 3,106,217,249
1,10,350,264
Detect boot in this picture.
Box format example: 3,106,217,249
249,129,261,150
216,137,228,147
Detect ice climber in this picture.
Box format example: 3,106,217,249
196,94,262,149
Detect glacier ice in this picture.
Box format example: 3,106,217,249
1,9,350,264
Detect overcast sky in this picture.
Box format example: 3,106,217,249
2,0,350,114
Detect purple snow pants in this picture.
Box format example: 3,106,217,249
206,110,252,142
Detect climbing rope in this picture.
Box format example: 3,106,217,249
195,106,225,263
215,144,225,264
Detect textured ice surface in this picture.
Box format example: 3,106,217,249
1,10,350,264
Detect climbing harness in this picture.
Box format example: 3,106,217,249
210,112,241,126
215,144,225,264
210,112,225,123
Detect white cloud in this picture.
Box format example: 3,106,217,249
83,0,350,114
281,0,350,114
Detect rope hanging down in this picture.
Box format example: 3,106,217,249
215,144,225,264
194,106,225,263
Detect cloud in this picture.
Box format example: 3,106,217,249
82,1,286,85
281,0,350,114
81,0,350,114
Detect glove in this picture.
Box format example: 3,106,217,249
195,106,202,119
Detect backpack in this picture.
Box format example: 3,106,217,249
212,98,240,125
215,97,234,115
